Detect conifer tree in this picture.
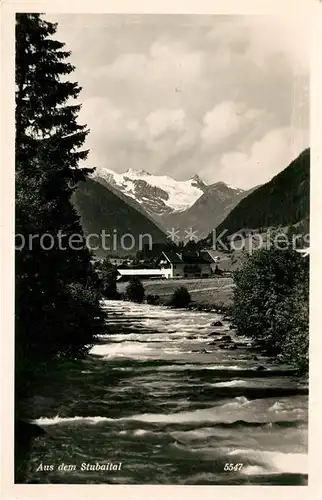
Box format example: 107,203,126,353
15,13,103,388
15,14,106,481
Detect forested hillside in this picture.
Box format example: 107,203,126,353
72,178,168,256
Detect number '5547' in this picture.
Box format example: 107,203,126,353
224,463,243,471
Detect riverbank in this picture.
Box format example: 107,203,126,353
116,277,309,376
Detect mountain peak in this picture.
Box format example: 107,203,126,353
210,181,242,192
190,173,207,191
124,168,151,177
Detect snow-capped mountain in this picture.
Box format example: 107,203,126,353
91,166,247,240
94,168,209,216
161,181,250,239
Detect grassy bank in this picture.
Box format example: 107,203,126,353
117,277,234,309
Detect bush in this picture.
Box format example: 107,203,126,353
274,279,309,373
211,302,231,314
93,259,119,299
125,277,145,303
231,247,309,373
146,294,160,305
169,286,191,308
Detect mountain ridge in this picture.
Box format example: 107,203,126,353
91,167,247,239
93,167,209,216
213,148,310,238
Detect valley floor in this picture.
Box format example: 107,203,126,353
117,277,234,308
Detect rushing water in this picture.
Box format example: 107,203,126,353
25,300,308,485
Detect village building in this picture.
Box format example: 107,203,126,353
115,249,232,280
155,250,221,279
109,257,134,267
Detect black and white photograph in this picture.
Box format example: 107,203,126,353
3,1,316,491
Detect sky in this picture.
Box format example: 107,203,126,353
47,13,310,189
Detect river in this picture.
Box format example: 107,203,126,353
25,300,308,485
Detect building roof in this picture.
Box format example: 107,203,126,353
182,251,209,264
199,250,216,263
161,250,211,265
204,249,231,262
161,250,183,264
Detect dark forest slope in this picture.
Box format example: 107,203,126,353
72,178,168,257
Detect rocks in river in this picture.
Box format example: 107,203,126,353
253,355,259,361
208,335,230,343
229,324,236,330
208,331,224,336
218,343,238,350
256,365,267,371
211,320,223,327
275,354,287,364
233,342,246,348
208,339,225,346
209,333,234,349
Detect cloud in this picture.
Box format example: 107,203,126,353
48,14,310,188
207,14,310,74
100,38,206,106
200,101,262,146
245,15,310,74
145,108,186,139
202,126,309,189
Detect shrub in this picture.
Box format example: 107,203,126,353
231,247,309,373
125,276,145,303
93,259,119,299
278,283,309,374
211,301,230,314
146,294,160,305
169,286,191,308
